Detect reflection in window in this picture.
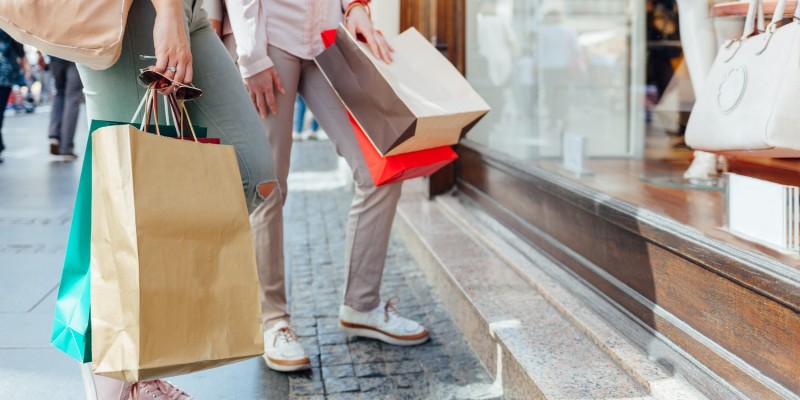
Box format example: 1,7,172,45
465,0,689,162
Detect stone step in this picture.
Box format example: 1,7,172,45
395,180,712,400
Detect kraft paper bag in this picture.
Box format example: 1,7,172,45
50,119,212,363
315,24,490,157
90,124,263,382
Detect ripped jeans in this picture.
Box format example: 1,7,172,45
76,0,282,396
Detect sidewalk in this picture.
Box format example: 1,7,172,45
0,109,496,399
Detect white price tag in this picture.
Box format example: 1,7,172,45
562,134,591,177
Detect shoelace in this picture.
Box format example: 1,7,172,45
384,297,402,323
273,326,299,347
126,379,193,400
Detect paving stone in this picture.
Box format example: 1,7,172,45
291,381,325,397
393,373,427,390
348,341,384,364
288,368,323,385
324,377,360,394
320,352,353,367
322,364,355,379
325,393,363,400
291,318,318,328
386,360,424,375
394,387,432,400
354,363,386,378
381,346,413,362
319,332,349,346
294,325,318,338
359,375,395,392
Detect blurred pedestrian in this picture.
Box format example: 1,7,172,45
0,29,28,163
48,56,83,161
293,95,319,140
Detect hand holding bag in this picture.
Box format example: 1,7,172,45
0,0,133,70
319,29,459,186
686,0,800,156
316,24,490,157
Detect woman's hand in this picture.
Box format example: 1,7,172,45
345,5,393,64
151,0,193,90
244,67,285,118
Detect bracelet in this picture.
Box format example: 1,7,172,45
345,0,371,22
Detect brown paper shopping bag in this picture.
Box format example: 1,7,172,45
315,25,490,157
90,124,263,382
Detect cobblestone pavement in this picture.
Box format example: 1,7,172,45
281,141,496,399
0,108,495,399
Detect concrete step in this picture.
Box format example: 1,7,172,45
395,180,711,400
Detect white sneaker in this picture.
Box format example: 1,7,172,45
339,299,429,346
263,321,311,372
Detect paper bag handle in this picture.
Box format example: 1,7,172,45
130,87,198,142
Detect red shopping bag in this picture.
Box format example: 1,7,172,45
320,29,458,186
348,113,457,186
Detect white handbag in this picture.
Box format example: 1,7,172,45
686,0,800,156
0,0,133,70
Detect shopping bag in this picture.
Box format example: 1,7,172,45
349,113,458,186
50,137,94,363
316,25,490,157
50,114,214,363
90,121,263,382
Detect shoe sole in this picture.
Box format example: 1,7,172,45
339,321,429,346
49,142,58,155
263,355,311,373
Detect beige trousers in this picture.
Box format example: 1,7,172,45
252,44,403,318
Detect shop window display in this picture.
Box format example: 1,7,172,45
463,0,800,259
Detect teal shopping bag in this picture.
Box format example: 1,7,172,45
50,119,209,362
50,133,93,362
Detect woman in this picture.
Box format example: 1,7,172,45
225,0,429,374
77,0,280,398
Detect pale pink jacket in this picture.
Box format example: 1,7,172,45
225,0,353,78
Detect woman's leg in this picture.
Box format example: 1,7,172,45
297,59,402,312
184,4,288,328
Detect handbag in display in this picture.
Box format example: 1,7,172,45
686,0,800,156
0,0,133,70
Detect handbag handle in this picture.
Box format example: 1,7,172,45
742,0,797,39
742,0,766,39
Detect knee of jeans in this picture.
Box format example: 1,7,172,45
250,179,281,212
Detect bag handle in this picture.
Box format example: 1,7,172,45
743,0,795,38
742,0,767,39
129,87,198,142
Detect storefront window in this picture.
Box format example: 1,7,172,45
465,0,686,161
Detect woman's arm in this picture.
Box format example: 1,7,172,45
150,0,193,85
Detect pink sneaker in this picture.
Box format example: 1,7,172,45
123,380,193,400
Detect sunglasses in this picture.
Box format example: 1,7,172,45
137,68,203,101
